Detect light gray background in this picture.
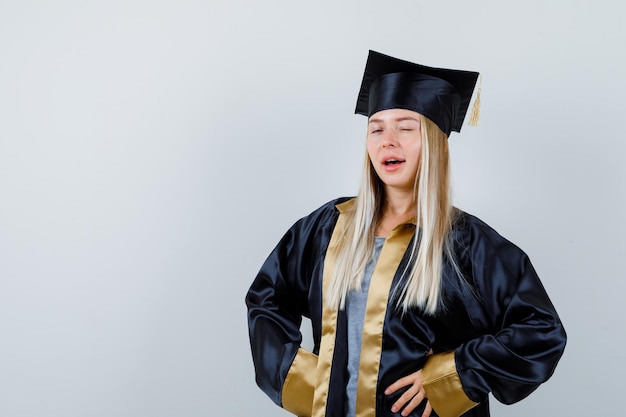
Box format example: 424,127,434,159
1,0,624,416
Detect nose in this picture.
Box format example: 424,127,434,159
382,130,398,148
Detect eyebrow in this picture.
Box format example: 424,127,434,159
368,116,420,124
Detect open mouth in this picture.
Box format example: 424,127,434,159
384,158,405,166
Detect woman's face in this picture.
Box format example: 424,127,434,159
367,108,422,194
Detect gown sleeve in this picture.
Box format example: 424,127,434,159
245,201,340,413
423,214,567,417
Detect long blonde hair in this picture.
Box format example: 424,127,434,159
327,114,458,315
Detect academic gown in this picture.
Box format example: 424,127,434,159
246,197,566,417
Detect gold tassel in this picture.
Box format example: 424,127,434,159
468,74,482,127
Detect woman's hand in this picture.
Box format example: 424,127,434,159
384,370,432,417
385,350,433,417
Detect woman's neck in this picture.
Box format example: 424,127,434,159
375,190,417,237
383,187,417,216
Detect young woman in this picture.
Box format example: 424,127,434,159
246,50,566,417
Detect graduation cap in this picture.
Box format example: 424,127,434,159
355,50,480,136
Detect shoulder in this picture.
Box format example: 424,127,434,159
296,197,355,224
452,209,517,245
284,197,355,239
453,209,497,233
310,196,355,216
451,209,530,264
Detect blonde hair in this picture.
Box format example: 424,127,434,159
327,115,458,315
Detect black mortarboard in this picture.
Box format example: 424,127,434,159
355,50,480,135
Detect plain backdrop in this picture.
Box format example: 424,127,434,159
1,0,624,416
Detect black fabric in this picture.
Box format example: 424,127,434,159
246,198,566,416
355,50,479,135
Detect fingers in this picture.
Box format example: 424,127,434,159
391,386,425,416
385,369,428,416
422,400,433,417
384,373,415,395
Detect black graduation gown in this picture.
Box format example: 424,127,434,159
246,197,566,417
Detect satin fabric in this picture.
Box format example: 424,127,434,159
354,51,479,134
368,73,460,136
246,197,566,417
